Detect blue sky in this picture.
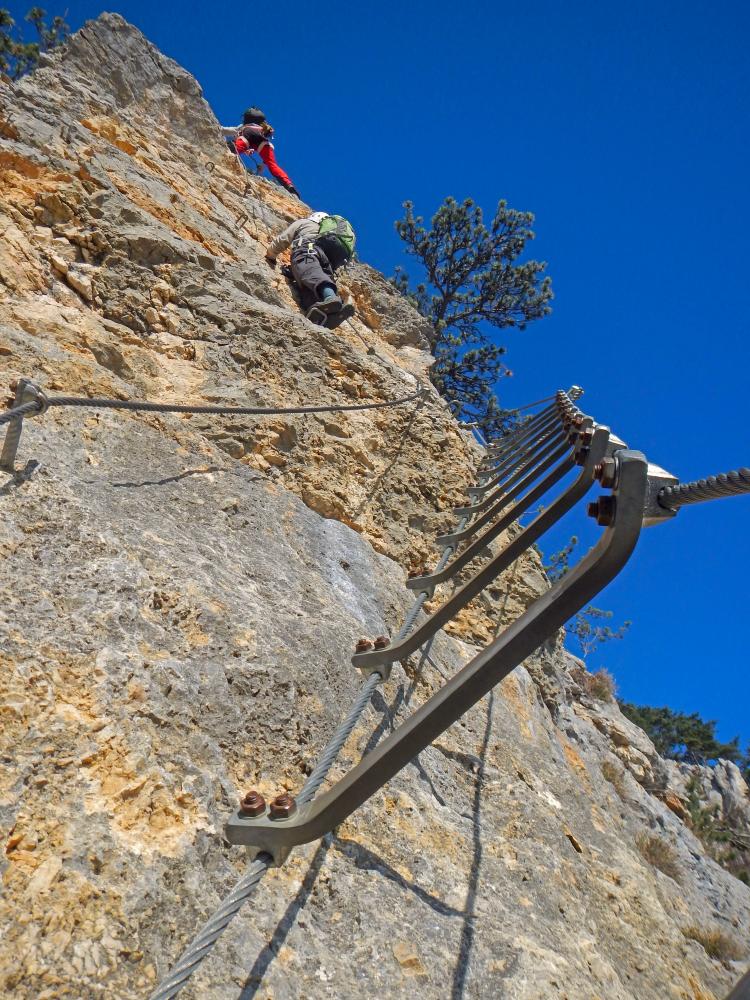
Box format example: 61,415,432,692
7,1,749,748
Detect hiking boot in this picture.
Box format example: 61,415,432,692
306,304,328,327
285,185,301,199
326,303,356,330
316,296,344,315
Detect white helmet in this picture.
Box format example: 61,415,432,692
308,211,328,223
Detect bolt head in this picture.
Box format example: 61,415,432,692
373,635,390,650
269,793,297,819
355,638,373,653
239,790,266,817
596,495,617,526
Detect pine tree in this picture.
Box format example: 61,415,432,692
393,196,553,435
0,7,68,80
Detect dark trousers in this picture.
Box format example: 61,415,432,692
290,244,336,309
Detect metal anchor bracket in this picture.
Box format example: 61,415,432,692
0,379,48,474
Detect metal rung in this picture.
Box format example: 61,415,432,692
354,428,611,677
456,426,570,515
480,409,560,473
442,420,593,546
409,448,578,592
225,449,648,861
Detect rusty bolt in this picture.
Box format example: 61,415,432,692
373,635,390,650
573,414,585,428
579,429,593,446
587,496,617,526
355,638,374,653
593,462,604,480
239,790,266,817
269,793,297,819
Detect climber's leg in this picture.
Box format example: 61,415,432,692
291,246,339,307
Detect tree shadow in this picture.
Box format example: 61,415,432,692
0,459,41,495
104,465,225,488
237,837,332,999
450,689,495,1000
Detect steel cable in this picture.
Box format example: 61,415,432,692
45,388,424,417
149,858,271,1000
146,392,565,999
659,468,750,508
297,672,382,806
148,455,483,1000
0,400,46,427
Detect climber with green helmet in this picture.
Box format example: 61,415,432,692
221,107,300,198
266,211,356,328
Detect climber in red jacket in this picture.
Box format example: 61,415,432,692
221,107,300,198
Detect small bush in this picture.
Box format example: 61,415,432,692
588,668,616,701
571,665,617,702
682,925,744,964
601,760,627,798
636,832,681,881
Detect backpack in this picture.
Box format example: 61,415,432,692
315,215,356,269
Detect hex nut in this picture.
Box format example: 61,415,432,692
269,793,297,819
595,495,617,526
598,457,618,489
373,635,390,650
239,790,266,818
588,495,617,526
355,638,374,653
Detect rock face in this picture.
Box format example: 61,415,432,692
1,15,748,1000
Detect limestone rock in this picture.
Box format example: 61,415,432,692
0,14,748,1000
